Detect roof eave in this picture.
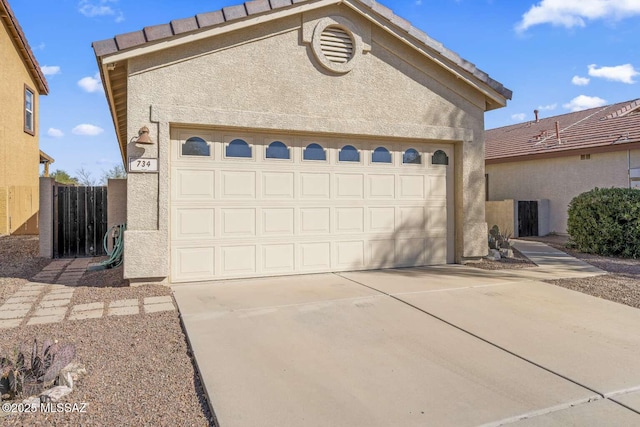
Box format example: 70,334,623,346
0,0,49,95
39,150,55,164
93,0,511,105
486,140,640,164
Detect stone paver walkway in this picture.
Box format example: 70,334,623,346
0,258,175,329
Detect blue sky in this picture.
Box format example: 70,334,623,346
11,0,640,177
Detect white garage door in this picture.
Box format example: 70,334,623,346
170,128,453,283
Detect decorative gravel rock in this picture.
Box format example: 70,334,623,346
522,235,640,310
0,236,213,426
472,247,536,270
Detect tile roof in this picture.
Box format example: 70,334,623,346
92,0,512,100
485,99,640,162
0,0,48,94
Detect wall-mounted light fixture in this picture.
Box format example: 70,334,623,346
133,126,153,145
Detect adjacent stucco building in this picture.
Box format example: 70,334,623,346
0,0,49,235
486,99,640,235
93,0,511,284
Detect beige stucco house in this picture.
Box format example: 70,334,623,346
0,0,49,235
93,0,511,284
486,99,640,235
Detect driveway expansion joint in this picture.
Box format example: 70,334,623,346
334,271,607,400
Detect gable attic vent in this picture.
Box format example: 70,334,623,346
319,26,354,64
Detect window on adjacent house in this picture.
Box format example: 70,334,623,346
403,148,421,164
266,141,290,159
226,139,252,158
303,143,326,161
432,150,449,165
372,147,392,163
24,86,34,135
339,145,360,162
580,154,591,160
182,137,210,156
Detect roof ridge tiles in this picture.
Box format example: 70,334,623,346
91,0,511,100
486,98,640,161
605,99,640,119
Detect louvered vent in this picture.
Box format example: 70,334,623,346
319,26,354,64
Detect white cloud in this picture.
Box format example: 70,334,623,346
72,124,104,136
78,0,124,22
537,103,557,111
511,113,527,121
572,75,590,86
41,65,61,76
78,73,103,93
516,0,640,32
47,128,64,138
587,64,639,84
563,95,607,112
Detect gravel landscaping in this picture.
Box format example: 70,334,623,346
522,235,640,310
468,247,537,270
3,232,638,424
0,236,214,426
468,233,640,310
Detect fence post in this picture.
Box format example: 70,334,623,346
38,177,55,258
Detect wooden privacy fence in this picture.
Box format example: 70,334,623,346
54,185,108,258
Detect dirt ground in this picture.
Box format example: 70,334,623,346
0,235,214,426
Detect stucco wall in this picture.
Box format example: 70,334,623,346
0,17,41,235
486,200,515,237
107,179,127,252
487,149,640,234
121,5,491,280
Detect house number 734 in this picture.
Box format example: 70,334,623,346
128,157,158,173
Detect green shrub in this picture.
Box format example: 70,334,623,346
567,187,640,258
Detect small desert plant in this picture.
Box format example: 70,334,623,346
488,225,512,250
0,339,76,400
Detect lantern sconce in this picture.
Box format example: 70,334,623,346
132,126,153,145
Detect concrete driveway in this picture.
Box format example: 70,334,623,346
173,262,640,426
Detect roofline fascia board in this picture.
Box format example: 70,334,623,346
341,0,507,108
486,141,640,165
99,0,339,65
98,60,127,164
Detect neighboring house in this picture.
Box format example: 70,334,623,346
486,99,640,235
39,150,55,177
0,0,49,235
93,0,511,284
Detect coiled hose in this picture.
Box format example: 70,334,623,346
89,223,126,270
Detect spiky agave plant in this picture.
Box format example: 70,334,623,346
0,339,76,400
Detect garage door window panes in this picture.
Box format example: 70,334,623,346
226,139,252,158
266,141,290,159
372,147,392,163
303,143,326,161
339,145,360,162
403,148,421,164
432,150,449,165
182,137,210,156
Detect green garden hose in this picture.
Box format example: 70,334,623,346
89,223,126,270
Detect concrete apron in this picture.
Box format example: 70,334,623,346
173,266,640,426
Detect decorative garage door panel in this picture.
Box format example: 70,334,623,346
170,130,453,282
